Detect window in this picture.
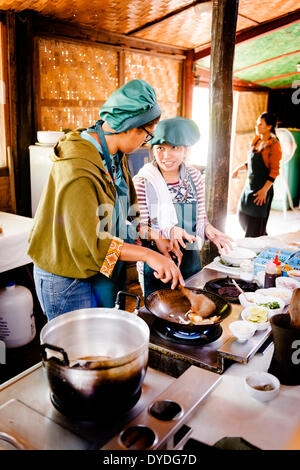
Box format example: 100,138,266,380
0,20,8,167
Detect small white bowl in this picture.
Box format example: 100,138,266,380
37,131,64,144
221,248,256,267
287,270,300,280
238,292,256,308
241,305,270,330
229,320,257,342
255,287,292,306
276,276,300,291
244,372,280,402
253,293,285,316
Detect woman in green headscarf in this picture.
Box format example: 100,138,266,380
28,80,184,321
133,116,233,300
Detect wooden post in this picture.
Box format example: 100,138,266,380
15,11,35,216
182,50,195,119
202,0,239,265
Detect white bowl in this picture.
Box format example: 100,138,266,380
255,287,292,306
37,131,64,144
229,320,257,342
221,248,256,267
238,292,256,308
241,305,270,330
244,372,280,402
236,237,270,254
287,270,300,280
253,294,285,316
275,276,300,291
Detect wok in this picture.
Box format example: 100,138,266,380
145,287,232,333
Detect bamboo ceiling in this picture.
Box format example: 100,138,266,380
0,0,300,88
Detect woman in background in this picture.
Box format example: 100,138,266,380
232,112,282,238
133,116,232,299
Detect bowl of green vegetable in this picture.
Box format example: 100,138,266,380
253,293,285,316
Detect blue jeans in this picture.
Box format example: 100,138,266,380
33,265,97,322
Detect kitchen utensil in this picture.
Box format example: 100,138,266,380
145,287,231,333
178,285,216,318
40,292,149,419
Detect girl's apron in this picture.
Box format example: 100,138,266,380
239,143,273,219
143,178,202,300
85,120,135,308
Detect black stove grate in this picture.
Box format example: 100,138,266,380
152,319,223,345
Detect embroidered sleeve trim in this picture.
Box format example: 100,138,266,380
100,237,124,278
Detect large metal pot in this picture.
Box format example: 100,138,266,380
40,293,149,419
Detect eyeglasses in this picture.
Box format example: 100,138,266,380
140,126,154,143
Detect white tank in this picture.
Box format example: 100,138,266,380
0,282,36,348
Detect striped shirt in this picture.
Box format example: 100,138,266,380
134,166,209,241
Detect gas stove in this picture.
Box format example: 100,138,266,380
0,362,221,450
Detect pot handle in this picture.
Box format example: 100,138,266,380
115,291,141,315
40,343,70,366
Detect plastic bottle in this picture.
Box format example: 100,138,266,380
264,260,278,288
273,255,282,277
0,281,36,348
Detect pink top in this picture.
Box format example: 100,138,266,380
134,166,209,241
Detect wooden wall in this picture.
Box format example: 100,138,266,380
0,11,189,216
228,90,269,214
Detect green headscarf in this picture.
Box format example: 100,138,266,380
99,79,161,133
150,117,200,147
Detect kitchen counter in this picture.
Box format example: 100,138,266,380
0,263,299,450
0,212,33,273
187,345,300,450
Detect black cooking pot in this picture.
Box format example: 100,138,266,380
40,293,149,419
145,287,232,333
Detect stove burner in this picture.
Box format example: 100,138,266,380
50,388,141,420
153,321,223,345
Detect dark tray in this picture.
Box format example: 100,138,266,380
204,276,259,304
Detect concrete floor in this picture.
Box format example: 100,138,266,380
225,208,300,239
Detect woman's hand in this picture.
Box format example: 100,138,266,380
155,238,183,267
253,187,268,206
205,224,233,254
146,250,185,290
170,226,197,249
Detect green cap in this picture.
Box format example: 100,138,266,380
99,79,161,133
150,117,200,147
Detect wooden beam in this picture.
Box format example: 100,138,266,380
126,0,208,35
254,71,300,84
202,0,239,265
15,11,35,216
194,8,300,61
182,50,195,119
234,49,300,73
34,15,187,57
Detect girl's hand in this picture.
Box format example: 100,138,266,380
146,250,185,290
170,226,197,249
155,238,183,267
205,224,233,254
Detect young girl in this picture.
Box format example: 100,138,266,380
133,116,232,299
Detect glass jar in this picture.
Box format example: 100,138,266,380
239,260,254,281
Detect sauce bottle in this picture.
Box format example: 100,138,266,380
264,260,278,288
273,255,282,277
